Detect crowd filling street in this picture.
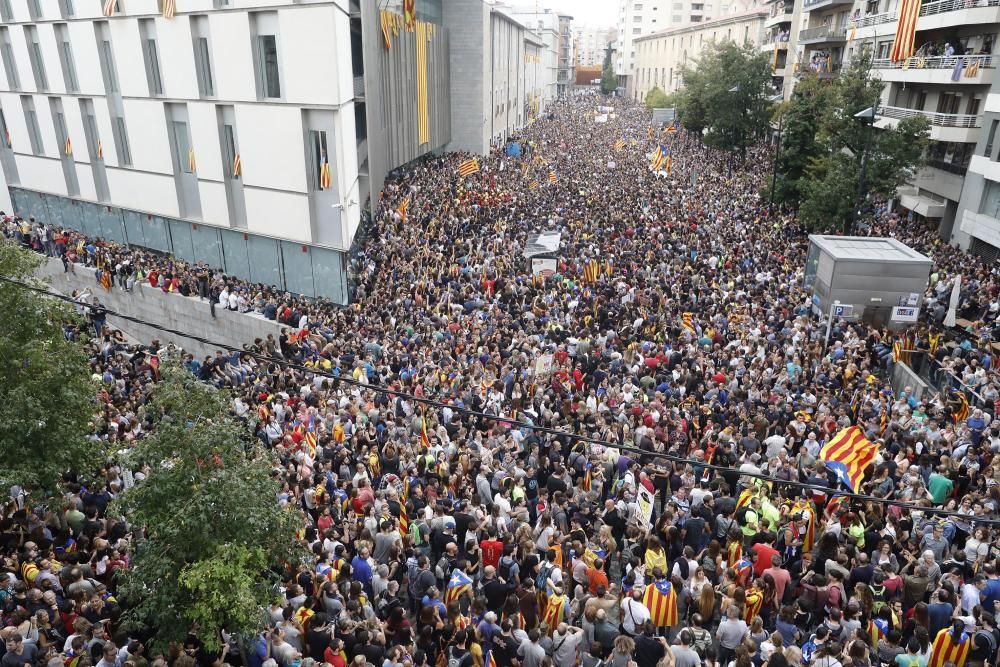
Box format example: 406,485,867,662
5,96,1000,667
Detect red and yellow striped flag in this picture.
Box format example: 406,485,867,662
399,503,409,536
744,589,764,623
420,416,430,449
97,140,103,160
889,0,920,62
162,0,176,18
681,312,695,334
928,627,970,667
320,160,332,190
64,138,72,156
458,158,480,177
188,148,197,172
548,169,557,184
103,0,117,16
819,426,878,492
397,198,410,221
642,579,678,628
232,153,241,178
403,0,416,30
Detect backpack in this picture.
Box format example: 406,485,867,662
499,557,515,582
689,627,711,657
673,558,690,580
536,562,553,591
447,648,463,667
976,628,997,659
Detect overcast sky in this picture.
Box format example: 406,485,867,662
540,0,617,27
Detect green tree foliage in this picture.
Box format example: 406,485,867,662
113,364,305,654
675,40,774,155
644,86,671,110
601,45,618,95
789,50,929,230
0,242,94,498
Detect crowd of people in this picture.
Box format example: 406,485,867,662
3,95,1000,667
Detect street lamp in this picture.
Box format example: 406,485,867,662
848,105,878,235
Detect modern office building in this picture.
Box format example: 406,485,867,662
0,0,455,302
629,7,769,100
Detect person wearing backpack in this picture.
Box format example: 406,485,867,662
677,613,712,659
498,545,520,583
969,612,999,667
442,629,472,667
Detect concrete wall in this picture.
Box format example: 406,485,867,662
445,0,489,154
38,256,283,360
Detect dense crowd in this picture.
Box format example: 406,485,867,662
3,96,1000,667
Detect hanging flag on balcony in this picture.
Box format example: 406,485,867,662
97,140,103,160
847,26,856,42
965,59,981,77
404,0,416,31
380,10,392,49
232,153,241,178
951,57,964,82
319,155,332,190
64,137,72,156
103,0,117,17
162,0,176,18
188,147,197,172
888,0,920,62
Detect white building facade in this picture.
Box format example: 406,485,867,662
574,25,616,67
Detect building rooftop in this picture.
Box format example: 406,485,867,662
633,7,769,41
808,235,933,265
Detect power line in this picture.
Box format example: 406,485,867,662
2,272,997,525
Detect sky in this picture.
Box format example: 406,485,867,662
540,0,617,27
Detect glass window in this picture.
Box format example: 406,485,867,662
0,0,12,22
168,219,195,262
26,29,48,92
59,0,74,18
1,29,20,90
213,0,231,7
281,241,315,296
83,112,100,159
171,120,192,173
221,123,237,180
311,247,347,303
985,119,998,159
21,97,42,154
194,37,214,97
143,38,164,96
191,224,223,268
100,40,119,93
981,180,1000,219
307,129,328,191
27,0,42,20
220,229,251,281
112,116,131,166
257,35,281,98
58,31,79,93
247,234,281,287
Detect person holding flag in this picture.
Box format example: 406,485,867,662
928,620,971,667
642,572,679,634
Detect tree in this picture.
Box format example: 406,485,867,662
601,45,618,95
675,40,774,155
799,48,929,230
645,86,671,110
0,242,94,498
113,364,305,654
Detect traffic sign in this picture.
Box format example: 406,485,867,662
833,304,854,318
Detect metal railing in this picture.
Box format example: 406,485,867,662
799,24,848,40
767,6,794,18
850,10,896,27
353,76,365,98
927,158,969,175
879,105,982,127
919,0,1000,15
871,54,993,70
804,0,852,8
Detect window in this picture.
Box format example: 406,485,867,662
21,96,43,154
25,27,48,92
0,28,18,90
0,0,12,22
634,3,644,8
981,180,1000,219
58,0,74,18
307,130,328,191
193,37,214,97
53,110,69,151
55,25,79,93
213,0,231,6
84,111,100,160
633,15,642,21
112,115,131,165
98,39,119,93
221,123,237,179
632,27,641,34
27,0,42,20
0,109,9,151
140,20,164,96
256,35,281,98
986,119,998,159
171,120,192,173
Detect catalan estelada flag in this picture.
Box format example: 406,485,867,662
458,158,480,177
928,627,970,667
819,426,878,492
541,592,568,634
744,589,764,623
100,269,112,292
162,0,176,19
868,618,888,646
397,198,410,221
614,137,626,151
663,151,672,174
444,569,472,605
681,312,695,334
583,259,600,283
484,650,497,667
650,145,664,170
953,392,970,424
647,126,654,139
581,463,592,492
889,0,920,62
420,416,430,448
380,10,392,49
665,124,678,135
928,331,941,355
528,181,539,190
293,606,314,630
548,169,557,184
735,557,753,588
642,579,678,627
398,503,408,536
726,541,742,568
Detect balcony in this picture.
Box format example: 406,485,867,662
798,23,848,44
764,9,794,27
852,10,896,27
917,0,1000,31
803,0,853,12
871,54,993,84
877,105,982,142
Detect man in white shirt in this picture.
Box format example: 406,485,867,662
620,588,651,636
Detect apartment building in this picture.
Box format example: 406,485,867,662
615,0,672,88
557,13,573,96
759,0,801,96
629,8,769,100
574,25,616,67
952,95,1000,258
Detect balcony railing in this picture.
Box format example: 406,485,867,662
850,10,896,26
879,105,982,127
919,0,1000,15
768,6,794,18
871,54,993,70
799,24,848,40
803,0,852,8
353,76,365,98
927,158,969,175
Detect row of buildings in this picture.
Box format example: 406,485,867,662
615,0,1000,261
0,0,575,303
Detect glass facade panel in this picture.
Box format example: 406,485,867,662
280,240,314,296
191,224,222,268
98,207,124,243
311,247,347,302
122,210,146,247
220,229,251,282
144,216,170,252
168,219,195,262
247,234,281,288
79,202,102,239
